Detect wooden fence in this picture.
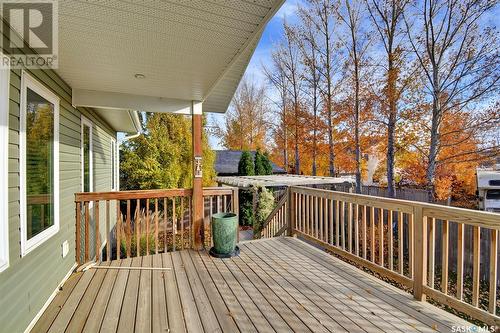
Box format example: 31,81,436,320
75,187,238,265
259,186,500,325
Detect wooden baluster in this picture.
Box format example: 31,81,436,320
441,220,449,294
172,198,176,252
335,200,340,246
428,217,435,288
303,195,307,236
489,229,498,314
379,208,384,266
223,195,227,212
409,213,414,279
95,201,100,262
472,225,481,307
314,196,318,239
189,198,193,248
354,203,359,257
126,200,131,258
85,201,90,262
76,201,81,265
297,193,301,232
319,197,323,240
348,202,352,253
370,206,375,262
340,201,345,250
362,205,367,259
116,200,120,260
136,199,140,256
155,198,159,254
324,198,328,243
388,211,393,270
217,195,221,213
329,199,334,245
181,197,184,250
106,200,110,261
457,223,464,300
398,211,404,274
209,196,213,246
146,199,150,255
163,198,167,252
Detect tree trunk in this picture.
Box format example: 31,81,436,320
386,54,396,198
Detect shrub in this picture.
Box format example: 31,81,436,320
255,150,266,175
254,186,275,235
239,189,255,226
238,151,255,176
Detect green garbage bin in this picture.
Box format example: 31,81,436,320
210,212,240,258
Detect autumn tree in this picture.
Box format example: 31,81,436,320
337,0,372,193
262,51,290,172
281,22,303,174
216,78,269,151
298,5,322,175
405,0,500,199
366,0,412,197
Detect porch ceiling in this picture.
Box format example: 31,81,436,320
58,0,284,114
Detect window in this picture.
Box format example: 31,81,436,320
20,71,59,256
0,60,9,271
111,138,117,190
81,117,93,193
486,190,500,200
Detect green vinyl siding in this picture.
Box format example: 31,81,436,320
0,67,118,333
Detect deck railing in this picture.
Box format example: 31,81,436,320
75,187,238,265
261,185,500,325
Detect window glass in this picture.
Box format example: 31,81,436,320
83,124,91,192
26,88,54,240
486,190,500,200
111,141,116,189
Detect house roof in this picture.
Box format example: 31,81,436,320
214,150,286,175
56,0,285,115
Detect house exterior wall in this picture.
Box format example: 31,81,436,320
0,67,118,333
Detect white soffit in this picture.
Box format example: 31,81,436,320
59,0,285,114
93,108,140,133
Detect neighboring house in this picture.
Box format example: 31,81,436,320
214,150,286,176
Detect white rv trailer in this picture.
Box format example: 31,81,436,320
476,169,500,213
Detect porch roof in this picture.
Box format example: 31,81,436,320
58,0,285,115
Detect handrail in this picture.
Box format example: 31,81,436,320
259,190,288,238
288,185,500,326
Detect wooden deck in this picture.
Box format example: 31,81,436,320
32,237,471,333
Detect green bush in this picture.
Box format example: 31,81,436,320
263,152,273,175
238,151,255,176
239,189,255,226
255,150,266,175
254,186,275,235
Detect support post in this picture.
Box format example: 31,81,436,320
192,101,203,250
413,206,427,301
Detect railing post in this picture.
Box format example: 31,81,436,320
191,102,203,250
286,187,294,236
75,200,81,265
413,206,427,301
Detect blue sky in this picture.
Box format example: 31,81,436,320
208,0,302,149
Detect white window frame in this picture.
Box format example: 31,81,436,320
81,116,93,193
0,59,10,271
20,71,60,257
111,138,118,191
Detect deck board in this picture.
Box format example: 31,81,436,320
34,237,471,333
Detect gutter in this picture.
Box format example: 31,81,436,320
122,110,142,141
